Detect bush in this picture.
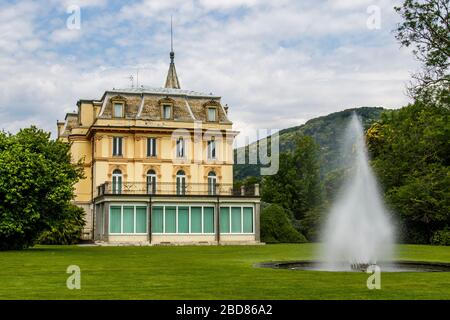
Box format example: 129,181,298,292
261,204,307,243
432,229,450,246
39,204,86,245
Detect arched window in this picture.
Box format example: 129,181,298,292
176,170,186,195
207,171,217,195
112,169,122,194
147,170,157,195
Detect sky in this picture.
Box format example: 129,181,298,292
0,0,420,140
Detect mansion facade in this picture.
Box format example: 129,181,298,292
57,51,261,245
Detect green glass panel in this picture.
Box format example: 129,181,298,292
136,206,147,233
243,207,253,233
152,206,163,233
220,207,230,233
123,206,134,233
231,207,242,233
191,207,202,233
110,206,121,233
203,207,214,233
178,207,189,233
165,206,176,233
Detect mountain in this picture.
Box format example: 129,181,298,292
233,107,386,181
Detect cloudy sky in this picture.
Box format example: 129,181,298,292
0,0,419,140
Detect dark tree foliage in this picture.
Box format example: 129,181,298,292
260,204,307,243
367,96,450,244
0,127,84,250
261,136,323,221
395,0,450,96
39,204,85,245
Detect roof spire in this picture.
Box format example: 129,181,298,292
170,16,174,61
165,15,180,89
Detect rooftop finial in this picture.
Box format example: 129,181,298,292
165,15,180,89
170,15,174,63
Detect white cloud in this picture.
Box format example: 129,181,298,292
198,0,260,10
0,0,418,141
50,28,83,43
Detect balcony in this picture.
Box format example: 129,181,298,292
96,181,259,197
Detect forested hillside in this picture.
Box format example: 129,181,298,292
234,107,385,181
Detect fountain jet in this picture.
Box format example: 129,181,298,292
320,113,395,271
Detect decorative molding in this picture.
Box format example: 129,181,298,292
202,100,221,108
158,97,176,105
172,165,191,179
142,164,162,179
203,166,222,180
107,164,128,179
110,95,127,102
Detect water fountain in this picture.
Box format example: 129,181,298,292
256,112,450,273
319,112,394,271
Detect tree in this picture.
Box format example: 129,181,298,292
367,100,450,244
261,135,323,221
395,0,450,96
0,127,84,250
260,204,307,243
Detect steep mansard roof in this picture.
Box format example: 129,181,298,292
96,87,231,123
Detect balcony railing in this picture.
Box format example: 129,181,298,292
96,182,259,197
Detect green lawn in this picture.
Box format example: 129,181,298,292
0,244,449,299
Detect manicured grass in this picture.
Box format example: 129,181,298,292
0,244,449,299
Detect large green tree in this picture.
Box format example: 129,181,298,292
367,98,450,243
0,127,84,250
261,136,323,221
395,0,449,96
364,0,450,244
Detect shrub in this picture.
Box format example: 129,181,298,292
39,204,86,245
432,229,450,246
261,204,307,243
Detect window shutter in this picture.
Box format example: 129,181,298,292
207,140,211,159
182,139,185,157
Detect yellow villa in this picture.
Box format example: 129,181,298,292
57,49,261,245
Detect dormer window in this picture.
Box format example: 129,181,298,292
163,104,172,120
207,107,217,122
113,102,124,118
